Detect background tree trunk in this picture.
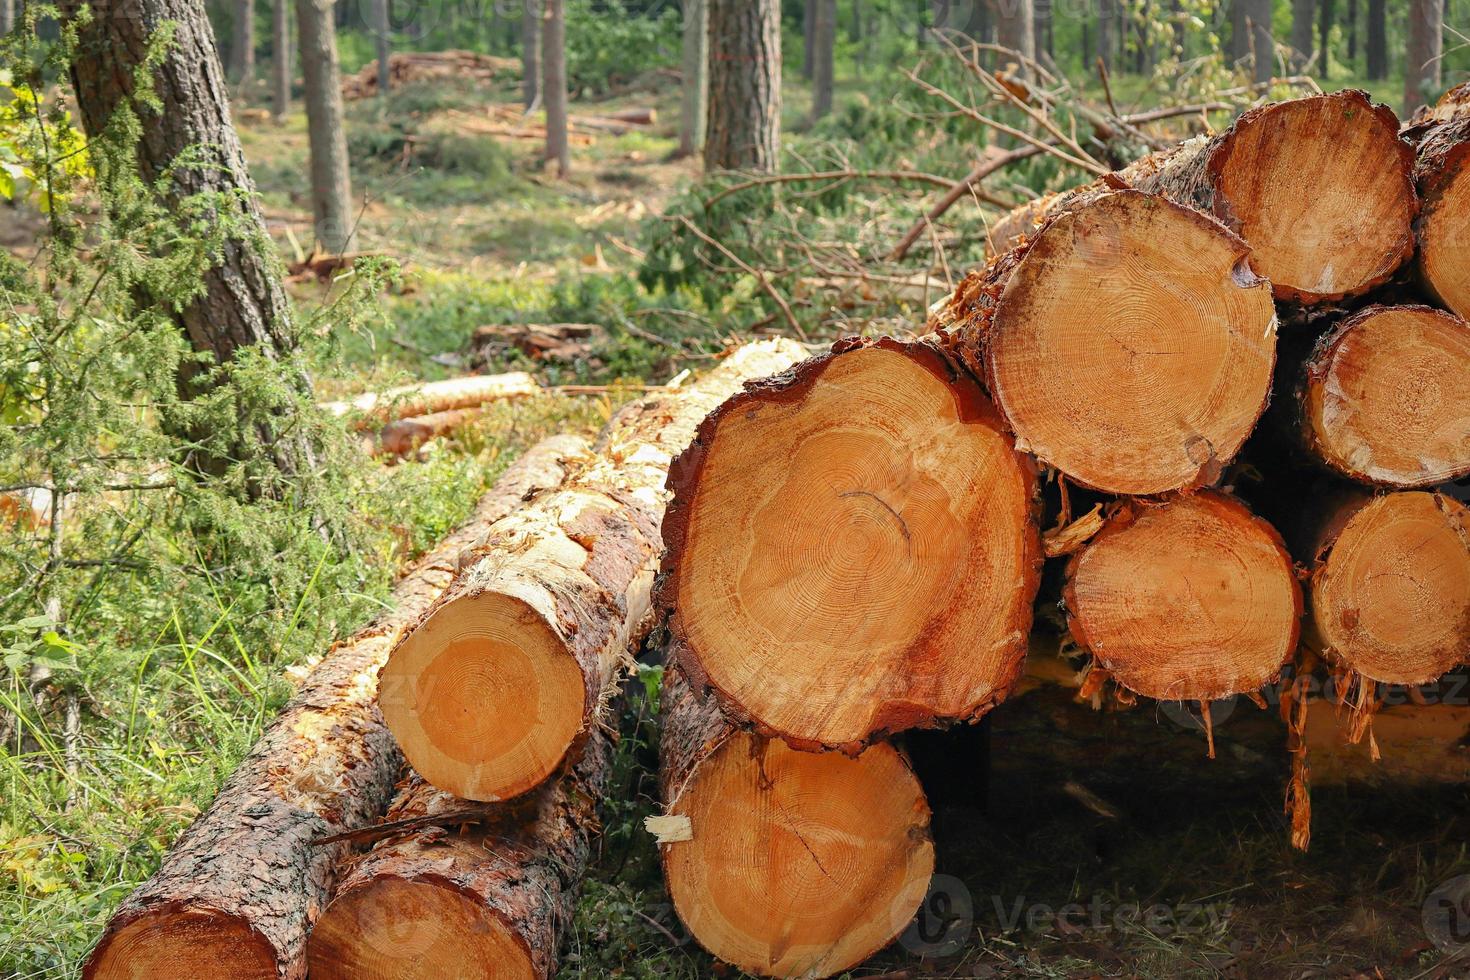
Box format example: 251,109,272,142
989,0,1035,70
677,0,707,157
231,0,256,84
297,0,357,254
1245,0,1274,83
542,0,569,177
1404,0,1443,113
849,0,861,42
703,0,780,171
1,0,15,35
1365,0,1386,79
272,0,291,120
1317,0,1333,76
1035,0,1052,61
1290,0,1315,68
522,0,540,109
1230,0,1247,60
65,0,313,429
1347,0,1357,63
803,0,815,78
812,0,835,120
372,0,390,95
1098,0,1114,70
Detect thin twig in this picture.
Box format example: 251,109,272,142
671,215,806,340
703,169,955,208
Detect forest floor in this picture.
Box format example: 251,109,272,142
4,64,1468,980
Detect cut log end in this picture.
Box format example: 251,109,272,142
85,907,277,980
378,593,586,802
306,877,535,980
1312,492,1470,686
1418,156,1470,320
1304,305,1470,487
983,190,1276,495
663,732,933,979
1208,91,1417,303
664,338,1039,749
1065,492,1301,702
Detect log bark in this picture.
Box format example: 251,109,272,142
660,336,1041,753
1063,491,1302,705
378,340,805,802
369,408,484,458
655,669,934,980
1404,83,1470,320
1310,491,1470,688
704,0,781,171
306,731,610,979
320,371,540,427
1298,304,1470,487
1119,91,1418,304
931,188,1277,495
83,435,588,980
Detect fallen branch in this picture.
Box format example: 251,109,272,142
671,214,806,340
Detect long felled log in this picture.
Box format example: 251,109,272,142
305,731,610,980
659,336,1041,752
83,434,588,980
931,188,1277,495
654,669,934,980
378,340,805,802
1404,82,1470,320
1124,90,1418,304
1299,305,1470,487
321,372,540,427
1064,491,1302,707
1310,491,1470,689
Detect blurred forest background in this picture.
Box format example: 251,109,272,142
1,0,1468,976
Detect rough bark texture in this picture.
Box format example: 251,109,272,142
64,0,307,404
231,0,256,83
1297,304,1470,487
656,668,935,980
272,0,291,120
379,341,805,802
676,0,707,157
703,0,781,171
521,0,541,109
542,0,569,176
1404,83,1470,319
1404,0,1443,114
811,0,835,120
658,336,1042,752
930,188,1276,495
296,0,357,254
306,730,611,980
83,435,588,980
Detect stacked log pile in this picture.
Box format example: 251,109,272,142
85,89,1470,980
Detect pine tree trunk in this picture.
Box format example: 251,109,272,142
0,0,12,36
1290,0,1315,68
1297,305,1470,487
812,0,835,120
989,0,1034,69
1365,0,1386,79
379,341,804,803
82,436,588,980
1244,0,1274,83
1404,82,1470,320
1404,0,1443,114
1064,491,1301,705
659,337,1042,752
703,0,780,171
676,0,707,157
655,669,935,980
849,0,861,41
307,731,612,980
64,0,318,478
297,0,357,253
1229,0,1246,60
1034,0,1052,60
803,0,815,78
930,189,1277,495
1346,0,1357,61
1317,0,1333,76
272,0,291,120
1098,0,1114,70
542,0,569,177
372,0,390,96
231,0,256,84
521,0,540,109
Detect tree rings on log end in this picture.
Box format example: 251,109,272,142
1065,491,1302,702
660,337,1041,751
662,732,933,979
1303,305,1470,487
1312,492,1470,686
84,906,278,980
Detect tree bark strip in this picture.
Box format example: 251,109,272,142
297,0,356,254
83,435,588,980
1403,83,1470,320
704,0,781,171
542,0,569,176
